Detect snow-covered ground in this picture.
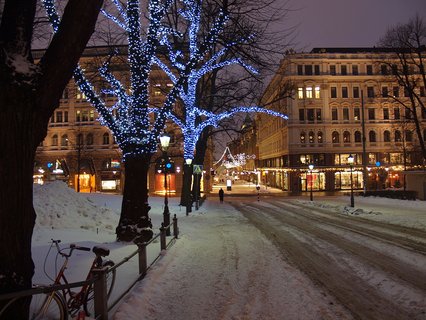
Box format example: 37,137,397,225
32,181,426,319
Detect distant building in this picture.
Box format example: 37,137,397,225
253,47,426,193
34,46,212,195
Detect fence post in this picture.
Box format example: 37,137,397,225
160,223,166,250
173,214,178,239
137,243,147,277
93,267,109,320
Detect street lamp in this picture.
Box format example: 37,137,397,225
185,158,193,216
348,154,354,207
308,164,314,201
160,134,171,236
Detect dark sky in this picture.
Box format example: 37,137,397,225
284,0,426,51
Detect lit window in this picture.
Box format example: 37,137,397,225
298,87,304,99
314,86,320,98
306,87,313,99
300,132,306,143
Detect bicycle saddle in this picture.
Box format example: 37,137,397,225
92,246,110,257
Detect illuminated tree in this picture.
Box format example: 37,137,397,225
156,0,288,203
43,0,231,240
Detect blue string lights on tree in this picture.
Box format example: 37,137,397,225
155,0,289,161
43,0,178,159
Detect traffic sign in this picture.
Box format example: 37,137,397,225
193,164,203,174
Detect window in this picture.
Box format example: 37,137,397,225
307,109,314,121
64,111,68,123
306,87,313,99
405,108,411,120
297,65,303,75
353,87,360,98
342,87,348,98
369,130,376,142
56,111,63,123
343,108,349,121
420,87,425,97
352,65,359,75
331,87,337,98
384,130,391,142
383,108,389,120
382,87,388,97
394,108,400,119
316,109,322,121
404,87,410,97
343,131,351,143
298,87,304,99
314,86,320,98
76,110,81,122
82,110,89,122
381,65,388,75
367,86,374,98
354,131,362,143
89,110,95,121
309,131,315,143
305,65,313,75
317,131,323,143
395,130,402,142
332,108,338,121
405,130,413,142
341,65,347,75
354,108,360,121
299,109,305,121
300,132,306,143
368,108,375,120
392,64,398,75
76,90,86,100
332,131,340,143
52,134,58,146
62,89,69,100
61,135,68,146
366,65,373,75
77,133,83,146
314,65,320,75
330,65,336,75
86,133,94,145
393,86,399,97
103,133,110,145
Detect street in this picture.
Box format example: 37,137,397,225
228,196,426,320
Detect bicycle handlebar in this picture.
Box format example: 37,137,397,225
51,239,91,258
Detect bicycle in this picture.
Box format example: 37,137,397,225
1,239,116,319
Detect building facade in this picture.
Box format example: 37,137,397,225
255,48,426,193
34,46,213,195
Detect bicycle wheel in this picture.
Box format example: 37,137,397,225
83,260,116,317
29,292,67,320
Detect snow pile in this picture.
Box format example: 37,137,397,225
341,206,381,216
33,181,119,233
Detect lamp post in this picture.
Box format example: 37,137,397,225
348,154,354,207
160,134,171,236
308,164,314,201
185,158,193,216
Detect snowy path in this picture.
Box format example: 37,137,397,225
230,198,426,320
113,200,352,320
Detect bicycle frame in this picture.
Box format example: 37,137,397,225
49,241,95,315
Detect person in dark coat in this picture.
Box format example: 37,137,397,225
219,188,224,203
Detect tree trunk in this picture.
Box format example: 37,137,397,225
116,154,154,242
192,130,210,200
0,96,40,318
180,163,193,207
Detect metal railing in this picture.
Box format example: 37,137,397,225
0,214,179,320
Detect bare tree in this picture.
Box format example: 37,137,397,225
0,0,103,317
379,15,426,162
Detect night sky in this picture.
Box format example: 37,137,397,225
284,0,426,51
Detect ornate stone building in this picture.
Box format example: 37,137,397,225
34,46,213,195
255,48,426,193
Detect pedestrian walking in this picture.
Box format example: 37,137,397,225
219,188,224,203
